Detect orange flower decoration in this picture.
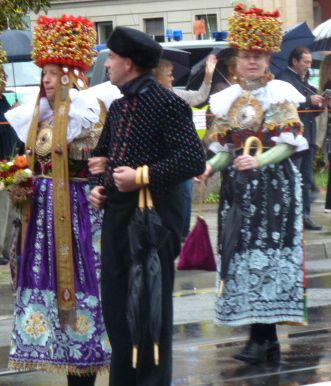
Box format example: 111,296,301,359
15,155,29,169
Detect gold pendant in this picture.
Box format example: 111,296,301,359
228,92,264,132
35,127,53,157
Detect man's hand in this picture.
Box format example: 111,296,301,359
234,155,259,171
195,163,213,183
310,94,325,107
113,166,143,192
90,186,107,209
88,157,108,175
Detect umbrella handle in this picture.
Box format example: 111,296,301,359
154,343,159,366
132,346,138,368
136,165,154,210
243,136,263,156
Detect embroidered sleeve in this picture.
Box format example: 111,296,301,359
207,116,233,153
148,100,206,193
88,109,112,188
264,102,308,152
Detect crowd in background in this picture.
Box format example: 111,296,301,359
0,5,330,386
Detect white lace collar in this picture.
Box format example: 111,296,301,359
209,79,306,118
5,81,122,144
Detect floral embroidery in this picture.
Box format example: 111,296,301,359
9,179,111,374
216,161,304,326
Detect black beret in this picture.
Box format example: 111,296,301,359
107,26,162,70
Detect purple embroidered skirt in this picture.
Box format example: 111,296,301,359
9,177,111,374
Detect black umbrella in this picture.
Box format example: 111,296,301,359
218,136,263,295
127,168,166,368
311,19,331,51
127,198,146,368
0,30,32,62
162,47,190,86
186,47,237,94
270,22,315,76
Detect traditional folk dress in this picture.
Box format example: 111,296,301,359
5,82,121,374
209,79,308,326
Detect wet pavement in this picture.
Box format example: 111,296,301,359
0,195,330,385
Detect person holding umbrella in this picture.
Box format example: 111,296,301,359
88,26,205,385
5,15,119,386
154,54,217,107
198,4,307,364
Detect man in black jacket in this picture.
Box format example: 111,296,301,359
277,46,325,230
89,27,205,386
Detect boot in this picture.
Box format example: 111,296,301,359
265,340,281,362
233,341,267,365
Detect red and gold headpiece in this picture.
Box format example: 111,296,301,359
228,4,282,53
32,15,97,72
0,44,7,89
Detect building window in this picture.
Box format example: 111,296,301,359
144,18,164,42
195,14,217,39
97,21,113,44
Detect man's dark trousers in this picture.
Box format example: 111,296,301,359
101,189,183,386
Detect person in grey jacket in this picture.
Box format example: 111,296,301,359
154,54,217,107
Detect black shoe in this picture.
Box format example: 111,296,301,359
233,341,267,365
265,340,281,362
304,217,322,231
233,340,281,365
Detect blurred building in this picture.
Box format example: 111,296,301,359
28,0,326,43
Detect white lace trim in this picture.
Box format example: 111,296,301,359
209,80,306,118
5,81,122,144
208,141,234,154
271,132,308,152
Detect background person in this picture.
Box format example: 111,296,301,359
5,15,120,386
89,26,205,386
0,46,23,266
154,54,217,240
198,4,307,365
277,46,325,230
318,54,331,212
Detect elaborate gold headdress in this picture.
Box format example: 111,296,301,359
0,44,7,89
228,4,282,53
32,14,97,72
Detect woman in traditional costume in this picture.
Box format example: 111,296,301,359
5,15,120,385
199,4,307,364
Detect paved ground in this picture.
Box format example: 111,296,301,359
0,194,330,385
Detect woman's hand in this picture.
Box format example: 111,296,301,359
90,186,107,209
234,155,259,171
195,163,213,183
204,55,218,85
88,157,108,175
